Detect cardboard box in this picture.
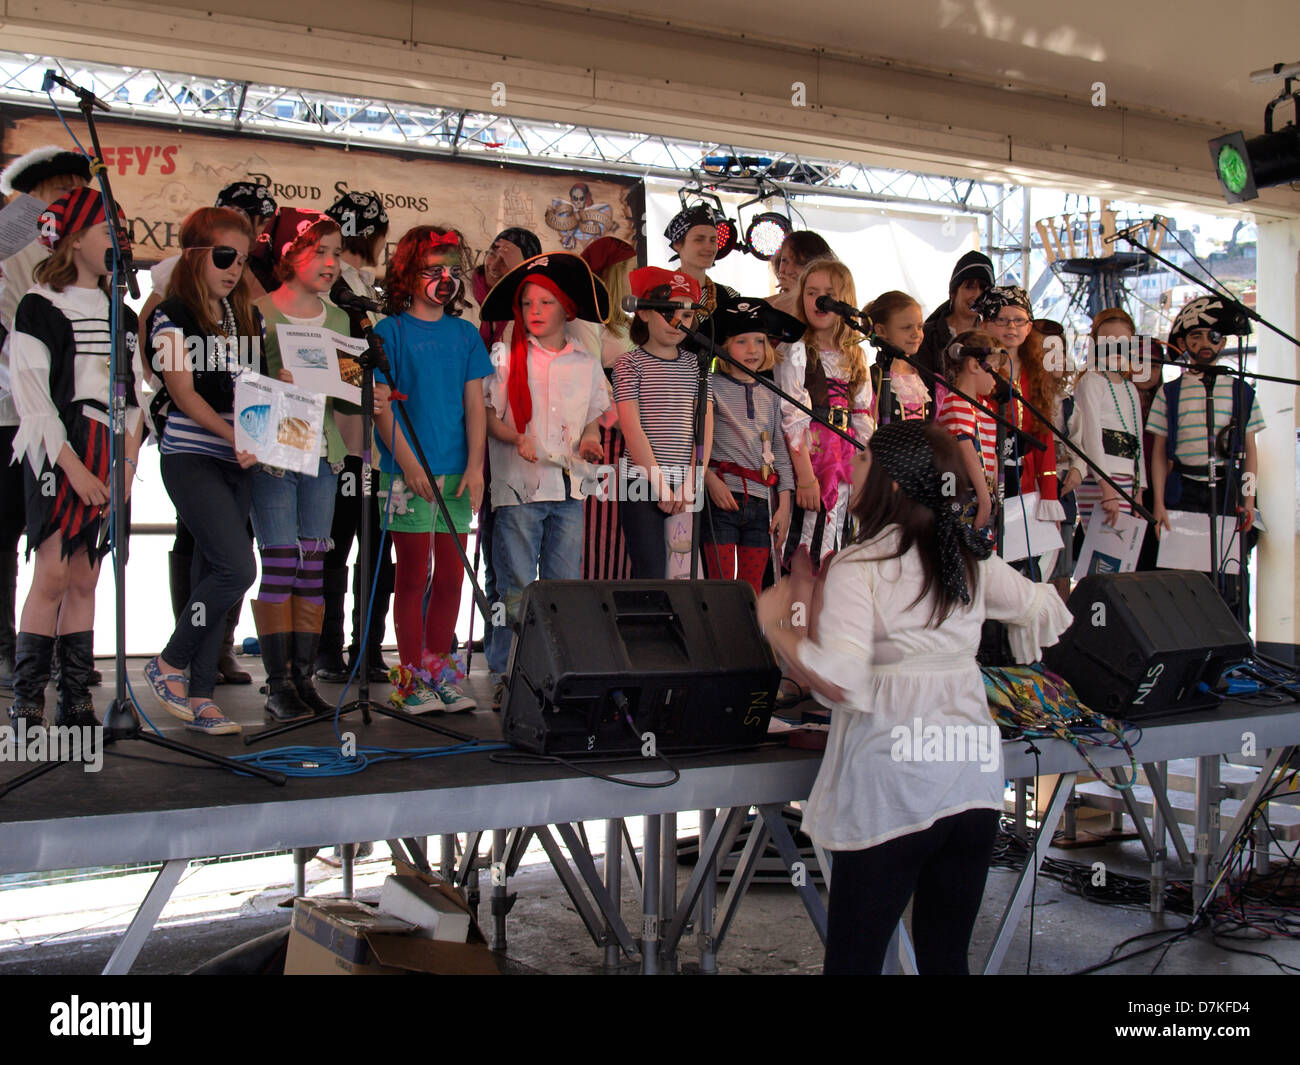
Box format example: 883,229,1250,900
284,868,498,975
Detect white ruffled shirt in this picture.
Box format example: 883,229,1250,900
10,284,145,472
774,340,875,450
796,527,1073,851
485,326,610,507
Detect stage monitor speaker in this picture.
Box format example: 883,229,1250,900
501,580,780,755
1043,571,1252,721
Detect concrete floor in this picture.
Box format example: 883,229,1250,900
2,821,1297,976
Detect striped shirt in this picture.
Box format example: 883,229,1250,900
709,370,793,502
1146,371,1265,474
152,309,238,462
937,392,997,480
613,346,713,486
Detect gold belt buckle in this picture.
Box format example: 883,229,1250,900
829,407,849,431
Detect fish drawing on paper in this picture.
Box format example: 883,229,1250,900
239,404,271,441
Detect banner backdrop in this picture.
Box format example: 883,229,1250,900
1,110,642,267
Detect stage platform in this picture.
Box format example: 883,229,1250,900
2,654,1299,974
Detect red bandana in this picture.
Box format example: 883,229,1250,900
507,273,576,431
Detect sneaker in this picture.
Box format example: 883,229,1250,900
401,677,447,715
434,680,476,713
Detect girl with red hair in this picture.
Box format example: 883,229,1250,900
373,225,490,713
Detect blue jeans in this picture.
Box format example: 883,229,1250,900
486,498,583,675
703,495,771,547
250,458,338,549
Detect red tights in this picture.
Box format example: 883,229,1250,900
703,543,769,595
392,531,467,669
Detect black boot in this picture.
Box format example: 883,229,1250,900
290,597,334,716
216,600,252,685
347,596,392,685
54,631,99,727
249,599,313,723
0,551,16,692
314,568,350,683
347,550,392,685
7,632,54,725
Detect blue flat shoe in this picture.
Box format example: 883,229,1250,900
145,657,193,722
184,701,241,736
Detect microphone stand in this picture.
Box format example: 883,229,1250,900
1113,224,1300,628
2,83,287,798
245,315,477,745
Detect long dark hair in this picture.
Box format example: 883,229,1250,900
847,423,981,625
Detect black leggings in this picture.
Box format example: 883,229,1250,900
824,808,1000,975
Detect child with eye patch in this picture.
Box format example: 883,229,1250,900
373,225,492,713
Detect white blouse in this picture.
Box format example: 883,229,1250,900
10,284,145,472
774,340,874,450
795,528,1073,851
1066,372,1147,488
484,328,610,507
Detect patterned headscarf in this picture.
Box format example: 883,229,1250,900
326,190,389,239
216,181,277,219
972,285,1032,322
664,205,717,257
868,421,992,605
36,187,123,249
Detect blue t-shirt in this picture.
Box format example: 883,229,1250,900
374,311,493,476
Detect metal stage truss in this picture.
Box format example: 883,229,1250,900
0,49,1029,269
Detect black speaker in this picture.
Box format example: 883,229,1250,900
501,580,780,755
1043,571,1252,720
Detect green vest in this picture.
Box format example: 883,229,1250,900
256,295,360,466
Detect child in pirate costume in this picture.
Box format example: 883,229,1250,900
0,146,93,694
663,205,738,350
479,252,611,684
775,258,874,572
141,181,278,690
614,267,715,579
974,285,1066,578
1148,296,1263,619
702,298,802,593
314,189,396,686
7,188,144,727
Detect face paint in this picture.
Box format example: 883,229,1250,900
422,266,462,306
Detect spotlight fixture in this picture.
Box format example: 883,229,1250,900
744,212,792,261
1209,64,1300,203
713,215,739,261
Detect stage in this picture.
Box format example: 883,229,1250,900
2,655,1299,975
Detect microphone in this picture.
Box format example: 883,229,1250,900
42,69,113,113
814,294,865,319
621,295,704,313
334,288,385,315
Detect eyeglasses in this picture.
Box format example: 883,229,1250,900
993,316,1032,329
189,245,246,270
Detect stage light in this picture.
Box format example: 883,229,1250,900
713,216,738,261
1208,74,1300,202
744,212,791,260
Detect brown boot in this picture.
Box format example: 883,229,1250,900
289,596,334,716
249,599,313,723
